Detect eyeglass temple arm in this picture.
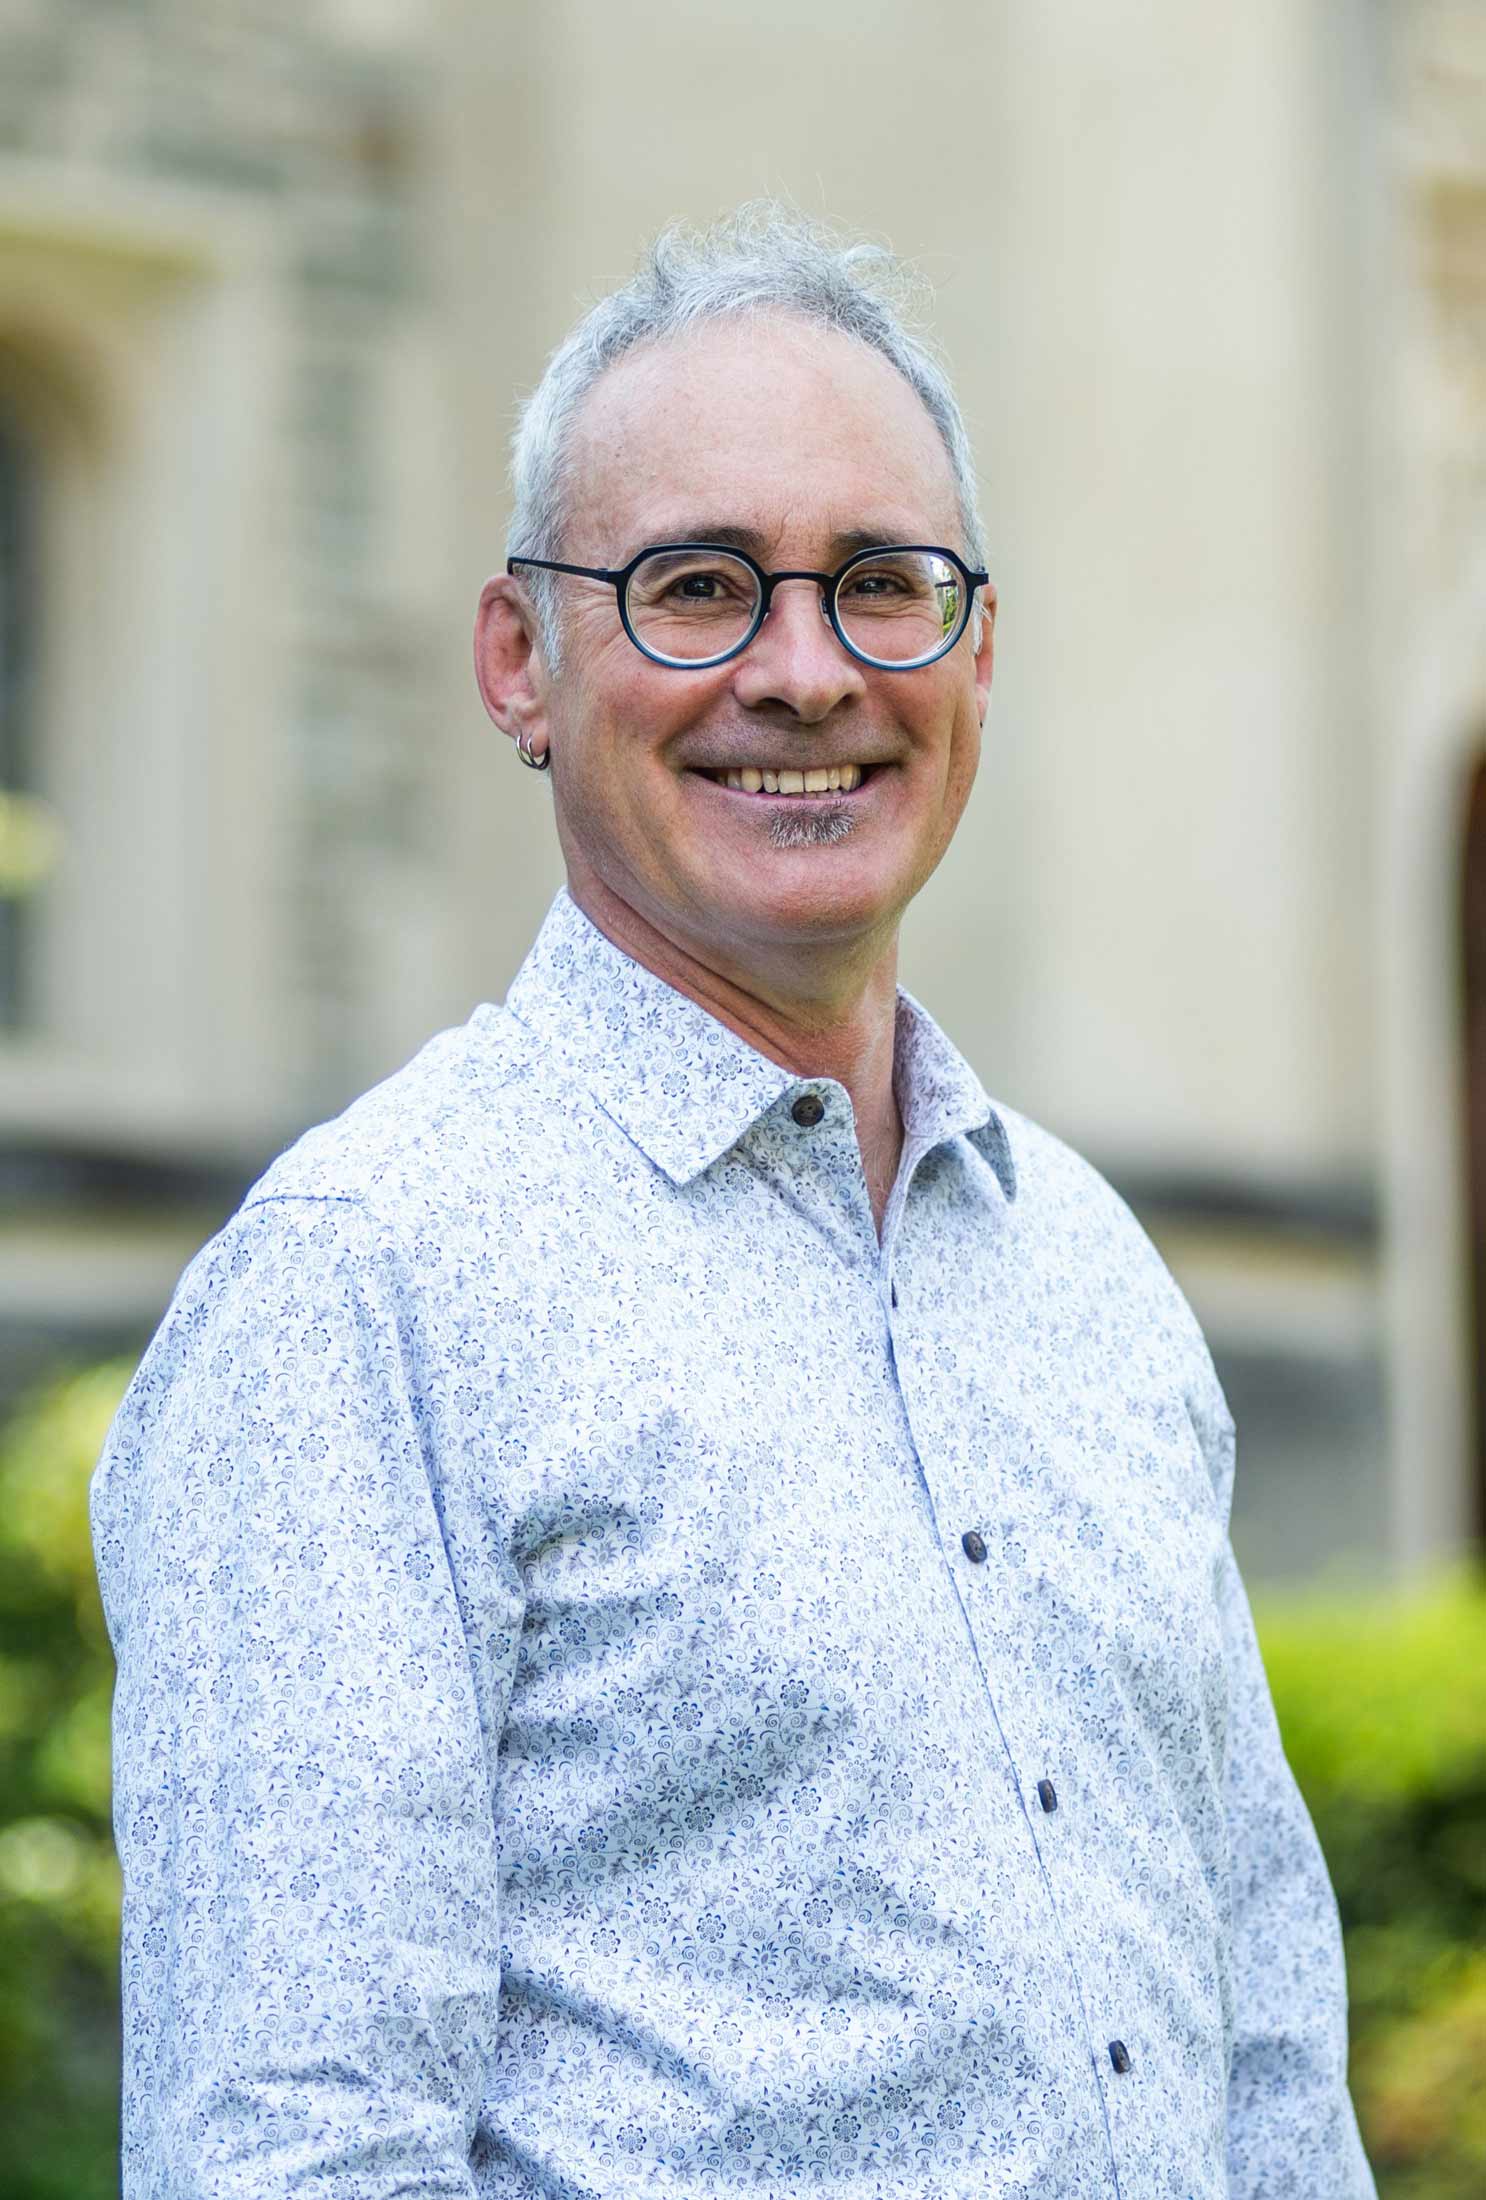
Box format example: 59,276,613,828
506,555,623,583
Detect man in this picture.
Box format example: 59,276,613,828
92,207,1376,2197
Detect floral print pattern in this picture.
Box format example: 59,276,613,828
91,886,1376,2198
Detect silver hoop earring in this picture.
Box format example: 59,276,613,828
515,726,551,772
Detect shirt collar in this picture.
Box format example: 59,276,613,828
502,886,1017,1203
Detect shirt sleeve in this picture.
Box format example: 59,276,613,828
1203,1404,1378,2199
90,1193,508,2197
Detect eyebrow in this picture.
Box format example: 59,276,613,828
633,522,922,563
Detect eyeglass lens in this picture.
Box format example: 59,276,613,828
624,549,966,666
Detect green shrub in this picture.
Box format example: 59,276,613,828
1256,1571,1486,2199
0,1361,129,2200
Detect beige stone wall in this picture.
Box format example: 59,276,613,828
1377,0,1486,1569
3,0,1483,1573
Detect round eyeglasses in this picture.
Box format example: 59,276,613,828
506,542,989,671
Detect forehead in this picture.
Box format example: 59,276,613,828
563,312,963,558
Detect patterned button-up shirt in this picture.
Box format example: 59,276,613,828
92,886,1376,2199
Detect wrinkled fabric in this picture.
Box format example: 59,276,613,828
92,886,1376,2199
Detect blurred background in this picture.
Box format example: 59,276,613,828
0,1,1483,2194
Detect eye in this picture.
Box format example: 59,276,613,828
841,565,911,600
672,569,733,600
630,551,758,612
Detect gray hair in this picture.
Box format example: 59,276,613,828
507,202,986,668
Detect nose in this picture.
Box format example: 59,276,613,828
728,577,867,723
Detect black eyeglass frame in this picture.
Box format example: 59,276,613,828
505,541,991,671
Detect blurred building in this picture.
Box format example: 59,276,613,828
0,1,1483,1588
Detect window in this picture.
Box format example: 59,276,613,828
0,200,288,1150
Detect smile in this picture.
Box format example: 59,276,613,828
696,764,870,796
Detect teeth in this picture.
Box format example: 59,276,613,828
707,763,868,794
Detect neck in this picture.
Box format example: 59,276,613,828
565,871,905,1236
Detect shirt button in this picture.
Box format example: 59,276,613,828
890,1281,899,1308
961,1530,987,1563
1037,1778,1058,1813
791,1092,825,1127
1108,2040,1132,2074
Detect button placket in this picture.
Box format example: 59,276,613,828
851,1118,1134,2176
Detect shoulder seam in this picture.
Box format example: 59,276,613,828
240,1190,369,1214
235,1187,408,1261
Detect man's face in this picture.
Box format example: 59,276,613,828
515,315,994,976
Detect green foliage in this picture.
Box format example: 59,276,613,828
0,1359,1481,2195
0,1361,130,2200
1256,1571,1486,2200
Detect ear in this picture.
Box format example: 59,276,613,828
474,573,552,761
971,582,997,721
